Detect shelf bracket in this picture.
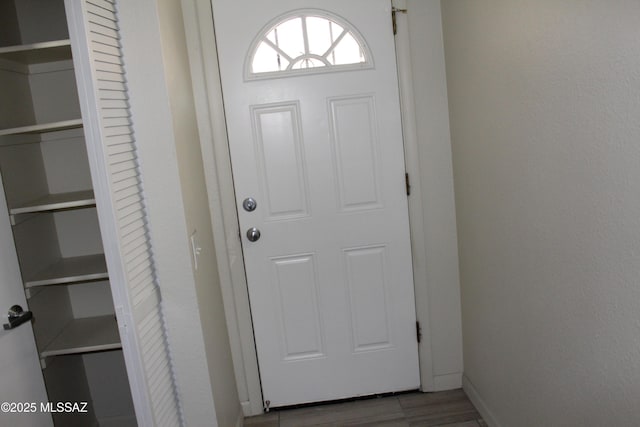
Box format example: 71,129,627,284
40,356,50,370
10,212,38,227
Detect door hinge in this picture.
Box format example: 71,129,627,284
392,7,407,35
416,321,422,343
405,173,411,196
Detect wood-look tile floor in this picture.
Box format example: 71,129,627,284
244,389,485,427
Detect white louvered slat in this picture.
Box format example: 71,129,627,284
104,116,129,128
138,309,180,427
116,200,144,221
129,273,154,297
86,3,116,20
128,277,153,301
99,98,128,109
93,51,121,65
115,189,140,204
105,139,132,155
107,143,135,156
88,0,116,11
114,184,140,202
125,250,150,273
121,227,147,249
106,143,133,156
101,88,129,100
94,61,124,74
101,90,125,100
99,99,128,110
109,151,136,165
128,269,153,292
114,189,142,204
115,194,141,209
129,270,153,291
103,111,129,119
89,38,120,54
118,210,145,231
132,283,155,307
104,133,134,145
121,226,148,250
99,80,127,92
106,140,134,152
112,169,139,185
110,159,138,174
87,13,117,30
125,246,150,267
66,1,183,425
111,179,138,196
87,24,118,40
128,258,152,282
123,242,147,264
89,31,119,47
96,69,124,82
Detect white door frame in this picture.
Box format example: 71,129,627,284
180,0,452,416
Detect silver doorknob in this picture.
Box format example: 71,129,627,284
246,227,261,242
243,197,257,212
3,304,33,330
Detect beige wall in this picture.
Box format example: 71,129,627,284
154,1,241,426
442,1,640,425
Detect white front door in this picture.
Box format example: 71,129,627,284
0,174,52,426
213,0,419,407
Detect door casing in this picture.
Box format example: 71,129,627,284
181,0,450,416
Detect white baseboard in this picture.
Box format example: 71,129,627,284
432,372,462,390
241,400,254,417
462,374,501,427
236,407,244,427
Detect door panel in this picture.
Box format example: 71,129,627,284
213,0,419,407
0,174,53,427
272,254,324,360
329,95,382,210
252,102,309,219
344,245,392,351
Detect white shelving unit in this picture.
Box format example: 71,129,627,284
0,39,72,65
40,315,121,358
24,254,107,288
9,189,95,215
0,118,82,136
0,0,136,425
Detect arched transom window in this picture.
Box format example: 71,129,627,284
248,10,373,79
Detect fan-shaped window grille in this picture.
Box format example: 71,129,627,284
248,10,373,79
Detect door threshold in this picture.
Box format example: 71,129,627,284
272,388,420,412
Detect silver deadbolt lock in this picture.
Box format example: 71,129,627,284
246,227,261,242
243,197,257,212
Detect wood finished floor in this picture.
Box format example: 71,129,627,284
244,389,485,427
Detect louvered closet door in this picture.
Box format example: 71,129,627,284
64,1,182,426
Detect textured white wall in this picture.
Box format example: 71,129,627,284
442,1,640,425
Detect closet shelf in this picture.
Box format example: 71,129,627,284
0,118,83,137
10,190,95,215
25,254,108,288
39,315,121,358
0,39,72,65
